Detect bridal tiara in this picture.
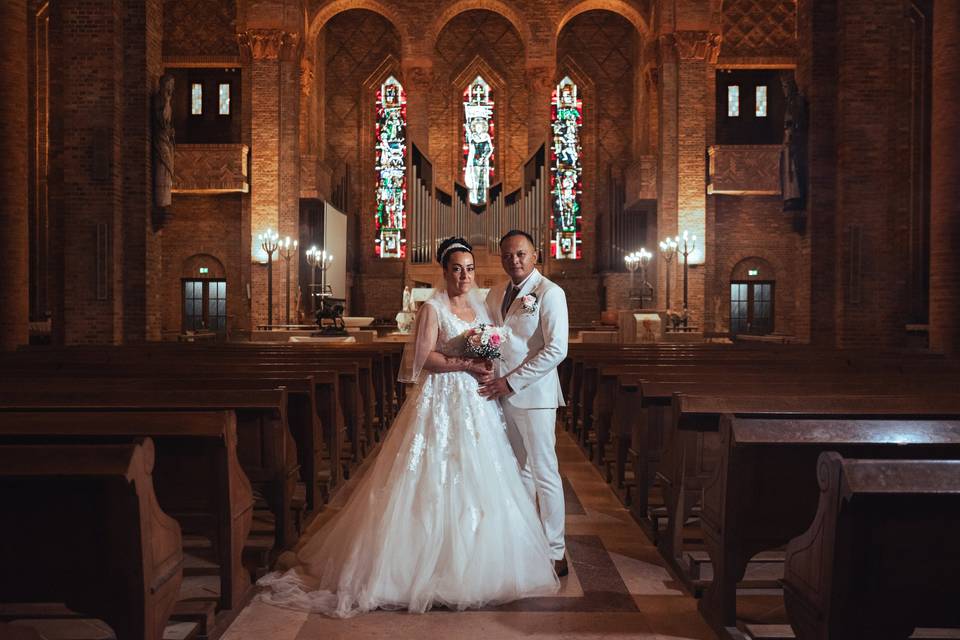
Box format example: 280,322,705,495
440,243,471,262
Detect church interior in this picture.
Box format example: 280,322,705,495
1,0,959,638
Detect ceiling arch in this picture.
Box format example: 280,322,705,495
307,0,408,44
556,0,650,37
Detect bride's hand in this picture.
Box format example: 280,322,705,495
465,358,492,376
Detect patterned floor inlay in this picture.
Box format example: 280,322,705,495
563,475,586,515
224,428,719,640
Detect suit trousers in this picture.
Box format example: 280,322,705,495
501,402,566,560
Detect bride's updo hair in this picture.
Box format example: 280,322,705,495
436,236,473,268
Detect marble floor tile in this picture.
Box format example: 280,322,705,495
223,429,718,640
220,600,309,640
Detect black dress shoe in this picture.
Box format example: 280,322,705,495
554,557,569,577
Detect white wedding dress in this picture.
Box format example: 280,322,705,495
257,291,559,617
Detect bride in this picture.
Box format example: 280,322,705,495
257,237,560,617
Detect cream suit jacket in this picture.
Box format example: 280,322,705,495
485,269,568,409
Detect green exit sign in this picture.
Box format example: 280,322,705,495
748,269,759,276
199,267,209,274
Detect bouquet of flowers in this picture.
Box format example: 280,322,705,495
464,324,508,361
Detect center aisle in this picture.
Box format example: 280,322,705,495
222,429,718,640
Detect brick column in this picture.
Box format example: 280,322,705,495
526,63,555,156
657,31,719,324
52,0,124,344
930,0,960,354
239,29,299,329
401,61,433,156
656,35,679,312
0,0,28,349
120,0,164,342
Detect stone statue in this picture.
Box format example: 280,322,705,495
402,286,413,312
780,73,807,212
153,74,175,209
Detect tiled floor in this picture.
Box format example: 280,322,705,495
223,430,718,640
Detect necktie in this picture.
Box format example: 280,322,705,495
502,285,520,318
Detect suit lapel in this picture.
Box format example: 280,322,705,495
504,269,542,323
494,281,509,324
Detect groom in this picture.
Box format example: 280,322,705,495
479,230,569,576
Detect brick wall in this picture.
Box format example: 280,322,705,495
0,0,29,349
162,194,244,337
929,0,960,354
709,195,805,336
163,0,237,57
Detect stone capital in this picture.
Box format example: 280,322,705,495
660,30,722,64
238,29,299,61
526,65,556,95
300,56,314,96
402,64,434,89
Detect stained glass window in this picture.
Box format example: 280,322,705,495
550,77,583,260
375,76,407,259
727,85,740,117
463,76,494,205
191,83,203,115
218,83,231,115
755,85,767,117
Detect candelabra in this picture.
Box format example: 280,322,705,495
258,228,280,328
624,249,653,309
279,236,298,325
305,246,334,313
659,237,678,312
679,230,696,327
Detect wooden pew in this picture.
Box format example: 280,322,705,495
690,406,960,636
627,374,956,560
4,347,365,491
0,388,299,550
783,452,960,640
0,439,182,640
4,371,334,513
0,410,253,611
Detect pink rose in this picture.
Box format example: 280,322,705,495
490,334,501,346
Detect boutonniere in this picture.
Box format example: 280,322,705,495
520,292,539,315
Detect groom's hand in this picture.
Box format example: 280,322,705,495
479,376,511,399
474,369,496,384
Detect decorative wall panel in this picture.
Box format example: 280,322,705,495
707,144,781,195
172,144,249,193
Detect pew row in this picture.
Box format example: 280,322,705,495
0,410,253,611
691,408,960,637
0,439,182,640
0,388,299,551
783,452,960,640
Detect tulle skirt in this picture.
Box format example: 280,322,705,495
257,370,560,617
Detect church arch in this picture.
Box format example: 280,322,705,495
428,0,532,52
307,0,408,46
181,253,226,279
556,0,650,38
728,256,779,336
730,255,776,281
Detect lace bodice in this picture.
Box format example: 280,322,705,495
425,299,490,358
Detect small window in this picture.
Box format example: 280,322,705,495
727,85,740,117
183,280,204,329
207,280,227,330
730,281,774,336
218,83,230,115
182,279,227,333
756,85,768,117
191,83,203,115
